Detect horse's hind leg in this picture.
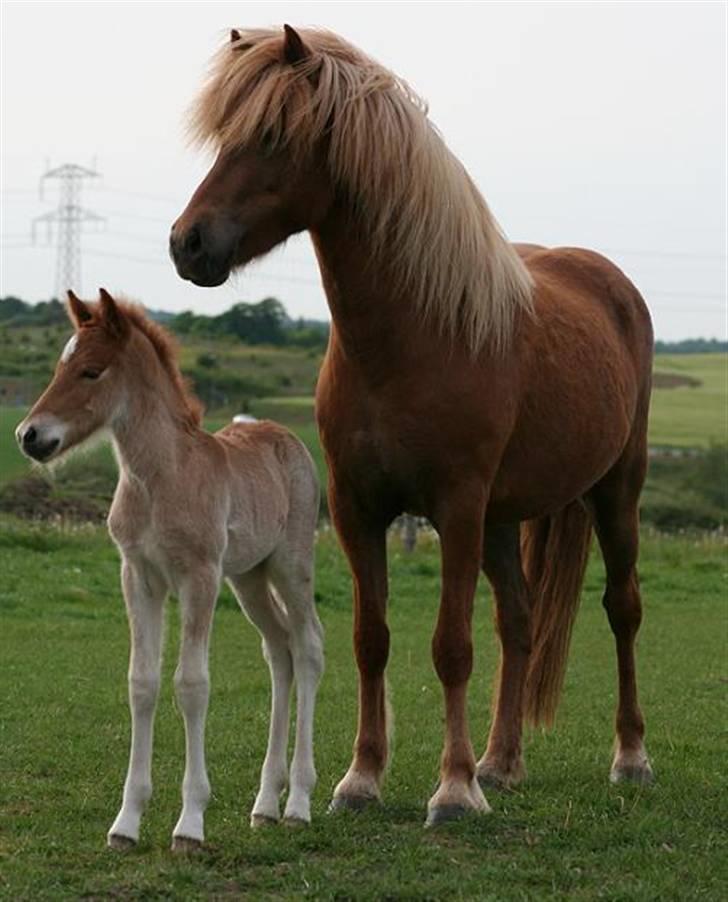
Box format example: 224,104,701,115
476,523,531,788
228,568,294,826
589,445,653,784
268,543,324,825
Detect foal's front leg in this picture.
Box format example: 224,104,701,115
171,565,219,851
108,559,166,849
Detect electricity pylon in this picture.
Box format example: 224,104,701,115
33,163,104,299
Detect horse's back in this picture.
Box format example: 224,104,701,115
524,245,652,361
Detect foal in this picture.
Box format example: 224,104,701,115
16,289,323,850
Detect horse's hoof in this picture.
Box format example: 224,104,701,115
171,835,204,853
477,769,524,791
282,815,309,829
425,803,471,827
328,794,377,814
250,813,278,829
610,762,654,785
107,833,136,851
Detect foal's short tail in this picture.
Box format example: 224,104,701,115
521,500,592,727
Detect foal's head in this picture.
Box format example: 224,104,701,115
16,289,132,462
170,26,336,286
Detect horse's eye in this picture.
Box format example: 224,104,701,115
81,369,101,380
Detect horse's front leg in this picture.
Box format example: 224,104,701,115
426,484,491,826
329,493,390,811
108,559,166,849
171,564,219,851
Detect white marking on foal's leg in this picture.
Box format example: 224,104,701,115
108,561,165,848
171,569,218,850
284,613,324,825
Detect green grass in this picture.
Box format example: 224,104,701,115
1,519,725,899
650,354,727,448
0,406,27,483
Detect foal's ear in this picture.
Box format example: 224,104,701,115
67,290,93,329
282,24,310,65
98,288,128,339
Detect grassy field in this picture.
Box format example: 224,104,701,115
650,354,726,448
1,518,725,900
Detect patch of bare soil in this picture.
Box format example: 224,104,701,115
0,474,107,522
652,372,702,390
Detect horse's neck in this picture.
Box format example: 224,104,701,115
111,380,192,488
311,202,430,364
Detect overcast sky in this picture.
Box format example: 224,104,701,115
1,1,726,339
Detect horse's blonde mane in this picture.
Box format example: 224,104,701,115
189,27,533,352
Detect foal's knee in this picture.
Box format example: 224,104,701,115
173,669,210,709
129,673,160,715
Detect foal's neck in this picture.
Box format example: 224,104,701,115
111,347,197,487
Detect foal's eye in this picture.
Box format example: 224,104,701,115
81,368,101,380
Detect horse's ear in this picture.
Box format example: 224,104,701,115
282,24,310,65
67,290,92,329
98,288,127,338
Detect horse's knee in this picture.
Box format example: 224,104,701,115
354,618,390,678
432,626,473,687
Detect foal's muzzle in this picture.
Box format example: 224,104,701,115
16,423,61,462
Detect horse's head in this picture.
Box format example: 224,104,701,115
170,26,333,287
16,289,130,462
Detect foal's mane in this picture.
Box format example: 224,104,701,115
189,27,533,352
113,303,203,429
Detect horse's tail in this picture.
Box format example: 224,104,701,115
521,501,592,727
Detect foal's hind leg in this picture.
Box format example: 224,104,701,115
228,568,294,826
589,452,653,784
476,523,531,788
268,545,324,825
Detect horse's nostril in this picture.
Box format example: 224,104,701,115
23,426,37,447
184,226,202,256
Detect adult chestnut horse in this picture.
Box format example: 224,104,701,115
171,26,653,825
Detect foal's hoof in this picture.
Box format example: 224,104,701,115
610,762,654,785
425,804,471,828
328,794,378,814
282,815,309,829
171,835,204,853
250,813,278,829
107,833,136,852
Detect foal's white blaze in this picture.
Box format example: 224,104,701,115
60,333,78,363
